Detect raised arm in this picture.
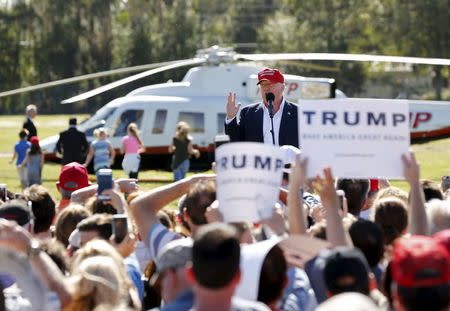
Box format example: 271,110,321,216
129,174,215,240
402,152,429,235
70,178,138,205
314,167,350,247
287,155,308,234
0,219,72,308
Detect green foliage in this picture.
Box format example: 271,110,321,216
0,0,448,113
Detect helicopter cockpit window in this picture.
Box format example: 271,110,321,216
152,109,167,134
112,109,144,137
217,113,226,134
178,112,204,133
83,107,117,136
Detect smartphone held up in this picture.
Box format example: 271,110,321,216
97,169,113,201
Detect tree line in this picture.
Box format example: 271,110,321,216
0,0,448,114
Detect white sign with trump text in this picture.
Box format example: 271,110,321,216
299,98,410,178
215,142,284,222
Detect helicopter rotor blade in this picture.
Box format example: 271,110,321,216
269,60,340,72
238,53,450,66
61,58,206,104
0,60,189,99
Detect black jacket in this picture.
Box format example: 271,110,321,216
23,117,37,139
56,127,89,164
225,101,299,148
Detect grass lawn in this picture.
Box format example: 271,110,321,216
1,114,449,203
0,114,189,209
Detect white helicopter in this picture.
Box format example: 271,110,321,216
1,46,450,169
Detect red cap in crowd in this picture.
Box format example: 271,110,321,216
257,68,284,85
369,179,379,192
29,136,39,146
58,162,89,192
392,235,450,288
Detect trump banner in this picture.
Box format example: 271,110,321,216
215,142,284,222
299,98,410,178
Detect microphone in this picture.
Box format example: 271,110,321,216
265,92,276,145
266,92,275,118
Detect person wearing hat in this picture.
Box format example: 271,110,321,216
151,238,194,311
56,162,90,212
391,236,450,311
0,199,33,232
19,136,44,186
225,68,299,148
56,117,89,165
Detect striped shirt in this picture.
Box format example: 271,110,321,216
92,139,112,171
146,223,182,260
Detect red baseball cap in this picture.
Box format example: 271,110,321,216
257,68,284,85
58,162,89,191
392,235,450,288
29,136,39,146
369,179,379,192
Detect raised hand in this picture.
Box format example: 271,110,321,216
226,92,241,119
290,155,308,191
401,152,420,185
116,178,139,193
313,167,339,210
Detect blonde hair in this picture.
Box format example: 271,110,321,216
65,256,124,311
127,123,143,146
70,239,140,308
175,121,192,140
374,186,408,206
94,127,107,138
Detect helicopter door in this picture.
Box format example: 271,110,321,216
109,109,144,146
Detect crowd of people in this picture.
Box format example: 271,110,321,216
1,69,449,311
1,147,449,310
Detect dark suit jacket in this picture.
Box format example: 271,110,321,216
56,127,89,164
23,117,37,139
225,101,299,148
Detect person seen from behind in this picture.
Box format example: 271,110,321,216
187,223,270,311
84,127,115,172
56,117,89,165
169,121,200,181
19,136,44,186
9,128,30,189
121,123,144,179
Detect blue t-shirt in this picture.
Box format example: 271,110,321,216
14,140,30,165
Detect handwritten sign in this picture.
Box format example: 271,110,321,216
215,142,283,222
299,98,410,178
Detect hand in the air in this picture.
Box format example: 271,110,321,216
226,92,241,119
